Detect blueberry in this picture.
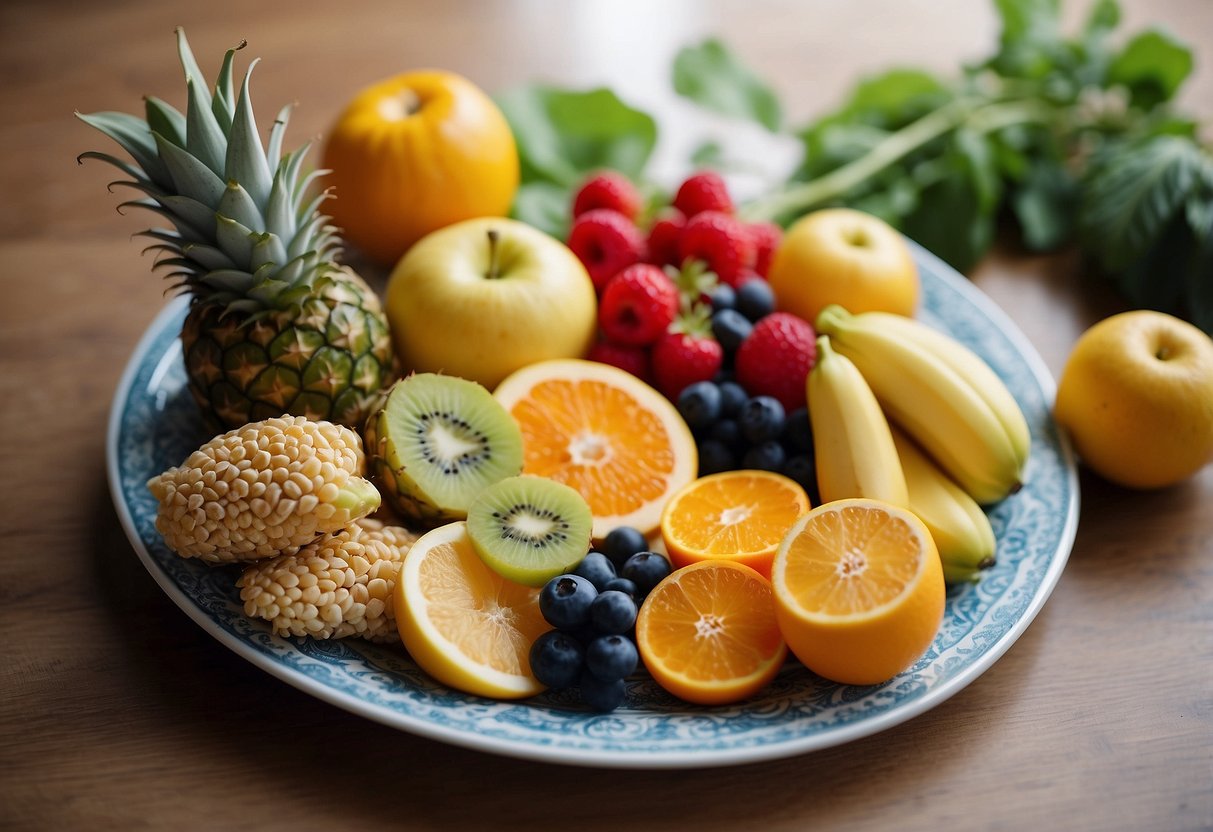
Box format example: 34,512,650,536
697,439,736,476
603,577,639,599
585,634,639,681
709,418,741,447
573,552,617,591
589,590,638,635
736,278,776,322
601,526,649,571
707,282,736,311
739,396,786,443
528,629,585,689
718,381,748,417
578,669,628,712
677,381,723,430
783,406,813,452
539,574,597,630
710,309,753,354
782,453,817,494
621,551,672,597
743,440,786,472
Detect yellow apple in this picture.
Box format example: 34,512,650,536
385,217,597,389
767,208,919,326
1054,310,1213,488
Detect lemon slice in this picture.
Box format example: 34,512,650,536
395,522,549,699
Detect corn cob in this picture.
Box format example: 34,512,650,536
147,416,380,564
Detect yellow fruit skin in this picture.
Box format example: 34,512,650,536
323,70,520,265
772,501,945,686
1054,310,1213,489
767,208,919,325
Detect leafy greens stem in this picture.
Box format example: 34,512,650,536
740,97,1051,222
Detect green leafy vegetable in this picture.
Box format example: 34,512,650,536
672,38,782,131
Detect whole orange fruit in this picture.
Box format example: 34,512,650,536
323,70,519,265
767,208,919,325
1054,310,1213,488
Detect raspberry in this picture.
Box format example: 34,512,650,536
672,171,734,218
573,172,643,221
747,222,783,278
646,208,686,267
734,312,817,412
651,308,724,400
599,264,679,347
679,210,756,288
587,341,651,382
566,209,646,292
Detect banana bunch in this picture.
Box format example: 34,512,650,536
807,305,1030,583
815,305,1029,505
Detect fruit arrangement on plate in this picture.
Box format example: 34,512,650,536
87,31,1045,718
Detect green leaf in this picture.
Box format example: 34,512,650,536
145,96,186,149
1083,0,1120,40
1108,29,1193,109
1011,160,1078,250
496,85,657,187
509,181,572,240
690,140,725,168
672,38,781,131
993,0,1060,45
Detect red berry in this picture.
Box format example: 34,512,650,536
651,314,724,401
566,209,646,292
734,312,817,412
747,222,783,278
599,264,680,347
679,210,756,288
588,341,651,382
573,171,643,221
646,208,686,268
672,171,734,218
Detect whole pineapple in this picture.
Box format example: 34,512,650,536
79,30,396,429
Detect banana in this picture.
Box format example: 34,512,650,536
807,335,908,507
891,427,996,583
815,305,1025,505
854,310,1031,467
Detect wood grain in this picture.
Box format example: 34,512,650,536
2,1,1211,830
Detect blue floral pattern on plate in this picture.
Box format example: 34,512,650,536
106,242,1078,769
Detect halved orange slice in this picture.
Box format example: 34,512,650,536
395,521,549,699
660,470,810,578
493,359,698,539
771,498,945,685
635,560,787,705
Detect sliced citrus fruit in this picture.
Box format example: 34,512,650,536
635,561,787,705
660,470,810,579
493,359,697,539
770,498,945,686
395,521,549,699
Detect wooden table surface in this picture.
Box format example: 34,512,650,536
3,1,1211,829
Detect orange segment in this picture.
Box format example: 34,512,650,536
660,470,810,578
493,359,698,538
636,561,787,705
395,522,549,699
771,499,945,686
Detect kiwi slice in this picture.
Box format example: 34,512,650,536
467,476,593,587
364,373,523,525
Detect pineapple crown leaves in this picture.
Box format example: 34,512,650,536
76,28,340,311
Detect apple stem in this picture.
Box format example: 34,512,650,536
485,229,502,279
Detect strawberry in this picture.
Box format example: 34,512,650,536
588,340,651,382
599,264,680,347
679,210,756,287
734,312,817,412
566,209,646,292
651,306,724,400
672,171,734,217
747,221,783,277
573,171,643,221
646,208,686,267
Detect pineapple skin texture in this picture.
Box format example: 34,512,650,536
181,268,397,432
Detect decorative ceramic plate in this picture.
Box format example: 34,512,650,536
108,242,1079,769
